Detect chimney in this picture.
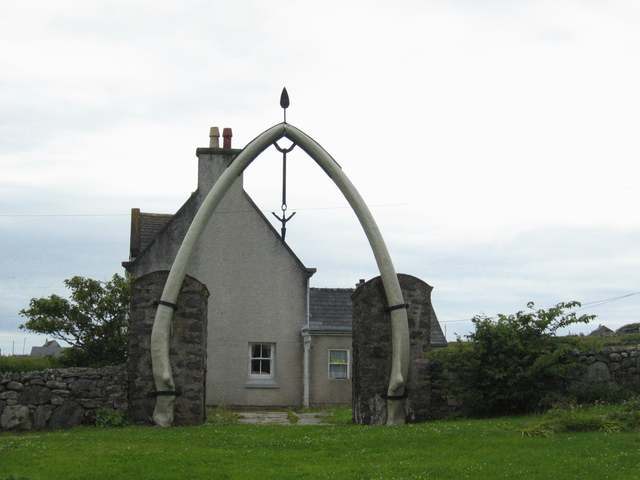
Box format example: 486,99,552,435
129,208,141,259
356,279,365,288
209,127,220,148
223,128,232,149
197,126,243,194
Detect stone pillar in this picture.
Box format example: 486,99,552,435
127,271,209,426
352,274,438,424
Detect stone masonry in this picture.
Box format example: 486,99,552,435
0,365,127,431
127,271,209,426
424,344,640,418
352,274,440,424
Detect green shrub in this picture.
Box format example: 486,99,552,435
0,356,62,373
95,408,128,428
429,301,594,416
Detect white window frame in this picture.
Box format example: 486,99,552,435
248,343,275,379
328,349,350,380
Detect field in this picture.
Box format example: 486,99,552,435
1,407,640,479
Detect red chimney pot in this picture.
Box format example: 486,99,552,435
222,128,232,149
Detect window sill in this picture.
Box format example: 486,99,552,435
245,379,280,389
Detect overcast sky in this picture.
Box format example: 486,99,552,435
1,0,639,354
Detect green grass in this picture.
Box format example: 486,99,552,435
206,406,240,426
2,408,640,479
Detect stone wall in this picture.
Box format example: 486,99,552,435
564,345,640,394
0,365,126,431
352,274,439,424
425,344,640,418
127,271,209,426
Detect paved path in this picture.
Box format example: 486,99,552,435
236,411,329,425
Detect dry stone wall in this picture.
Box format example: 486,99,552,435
566,345,640,393
0,365,126,431
425,344,640,418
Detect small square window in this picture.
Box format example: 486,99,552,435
328,349,349,380
249,343,274,378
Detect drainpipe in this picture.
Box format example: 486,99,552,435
302,277,311,407
303,331,311,408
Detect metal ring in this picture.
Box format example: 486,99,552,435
386,303,409,313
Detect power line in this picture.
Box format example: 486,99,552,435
0,203,408,218
440,291,640,324
578,292,640,308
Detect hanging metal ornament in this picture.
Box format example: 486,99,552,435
272,87,296,241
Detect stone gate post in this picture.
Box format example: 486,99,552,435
352,274,440,424
127,271,209,425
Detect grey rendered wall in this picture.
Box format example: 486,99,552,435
130,151,308,407
309,335,352,405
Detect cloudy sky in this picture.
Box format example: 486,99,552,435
1,0,639,354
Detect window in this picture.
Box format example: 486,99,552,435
328,349,349,379
249,343,274,378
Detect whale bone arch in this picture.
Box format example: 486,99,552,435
150,122,410,426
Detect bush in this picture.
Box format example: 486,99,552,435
0,356,62,373
95,408,128,428
429,301,594,416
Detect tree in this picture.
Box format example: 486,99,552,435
435,301,595,416
20,274,130,367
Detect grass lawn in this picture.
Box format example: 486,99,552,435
2,407,640,479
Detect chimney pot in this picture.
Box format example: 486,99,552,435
209,127,220,148
222,127,232,149
357,279,366,287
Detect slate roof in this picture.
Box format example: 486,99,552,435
309,288,354,333
589,325,614,337
616,323,640,335
139,213,173,252
308,287,448,347
30,340,63,358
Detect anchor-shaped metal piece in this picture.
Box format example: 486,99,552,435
271,87,297,241
272,140,296,241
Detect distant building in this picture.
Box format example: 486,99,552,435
30,340,63,358
616,323,640,335
588,325,614,337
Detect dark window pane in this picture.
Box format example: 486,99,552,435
330,364,347,379
252,344,261,358
261,359,271,375
330,350,348,364
262,344,271,359
251,359,261,374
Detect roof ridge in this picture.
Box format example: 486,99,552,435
140,212,173,217
310,287,355,291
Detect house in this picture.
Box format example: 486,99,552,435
588,325,614,337
30,340,63,358
616,323,640,335
123,126,447,407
